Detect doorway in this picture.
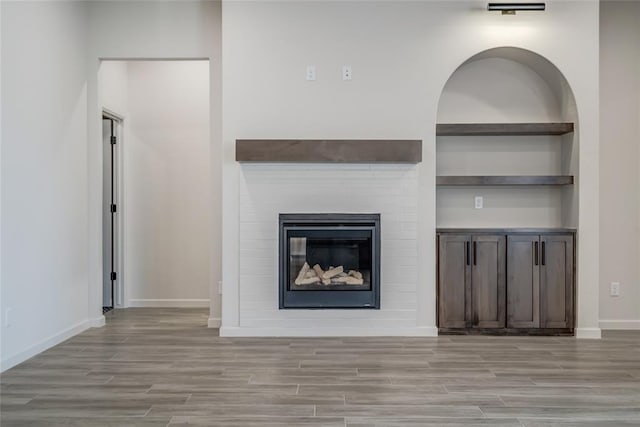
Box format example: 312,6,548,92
98,60,211,311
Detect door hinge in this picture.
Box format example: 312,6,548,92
110,136,116,145
110,271,117,281
110,204,117,213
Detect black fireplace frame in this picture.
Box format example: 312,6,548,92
279,213,381,309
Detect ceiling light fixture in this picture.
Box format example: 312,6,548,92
487,2,546,15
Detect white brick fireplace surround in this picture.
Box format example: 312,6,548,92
224,163,436,336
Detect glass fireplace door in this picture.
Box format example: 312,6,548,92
288,228,373,292
279,214,380,309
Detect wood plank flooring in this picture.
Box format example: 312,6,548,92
1,308,639,426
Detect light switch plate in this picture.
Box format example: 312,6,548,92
610,282,620,297
474,196,483,209
342,65,352,80
306,65,316,81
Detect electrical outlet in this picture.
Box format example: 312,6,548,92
474,196,483,209
610,282,620,297
342,65,352,80
306,65,316,81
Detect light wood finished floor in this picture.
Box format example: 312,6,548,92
1,308,639,426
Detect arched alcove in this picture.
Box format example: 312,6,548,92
435,47,580,334
436,47,578,229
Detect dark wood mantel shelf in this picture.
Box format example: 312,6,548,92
235,139,422,163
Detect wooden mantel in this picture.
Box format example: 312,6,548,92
235,139,422,163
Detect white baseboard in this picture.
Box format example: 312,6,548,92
208,317,221,328
128,299,210,308
575,327,602,339
599,320,640,330
1,319,91,372
219,326,438,337
89,315,105,328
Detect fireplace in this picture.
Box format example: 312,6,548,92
279,213,381,309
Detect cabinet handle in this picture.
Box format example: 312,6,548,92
541,241,546,266
473,241,477,266
534,241,539,265
466,241,470,266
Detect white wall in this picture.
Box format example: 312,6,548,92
1,1,90,370
0,0,222,371
221,1,601,337
87,1,222,324
124,61,211,307
599,0,640,329
100,61,128,116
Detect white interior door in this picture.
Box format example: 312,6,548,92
102,117,120,309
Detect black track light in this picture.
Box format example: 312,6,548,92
487,3,546,15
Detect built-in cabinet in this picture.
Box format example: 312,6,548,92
435,53,580,336
506,234,574,329
438,234,506,329
435,122,577,334
437,229,575,335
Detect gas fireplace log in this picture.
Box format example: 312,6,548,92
296,276,321,285
333,276,364,285
304,270,316,278
322,266,344,280
312,264,331,285
312,263,324,278
347,277,364,285
348,270,363,280
294,262,311,285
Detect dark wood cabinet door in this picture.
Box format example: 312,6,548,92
471,235,506,328
438,234,471,328
540,234,574,328
506,235,540,328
